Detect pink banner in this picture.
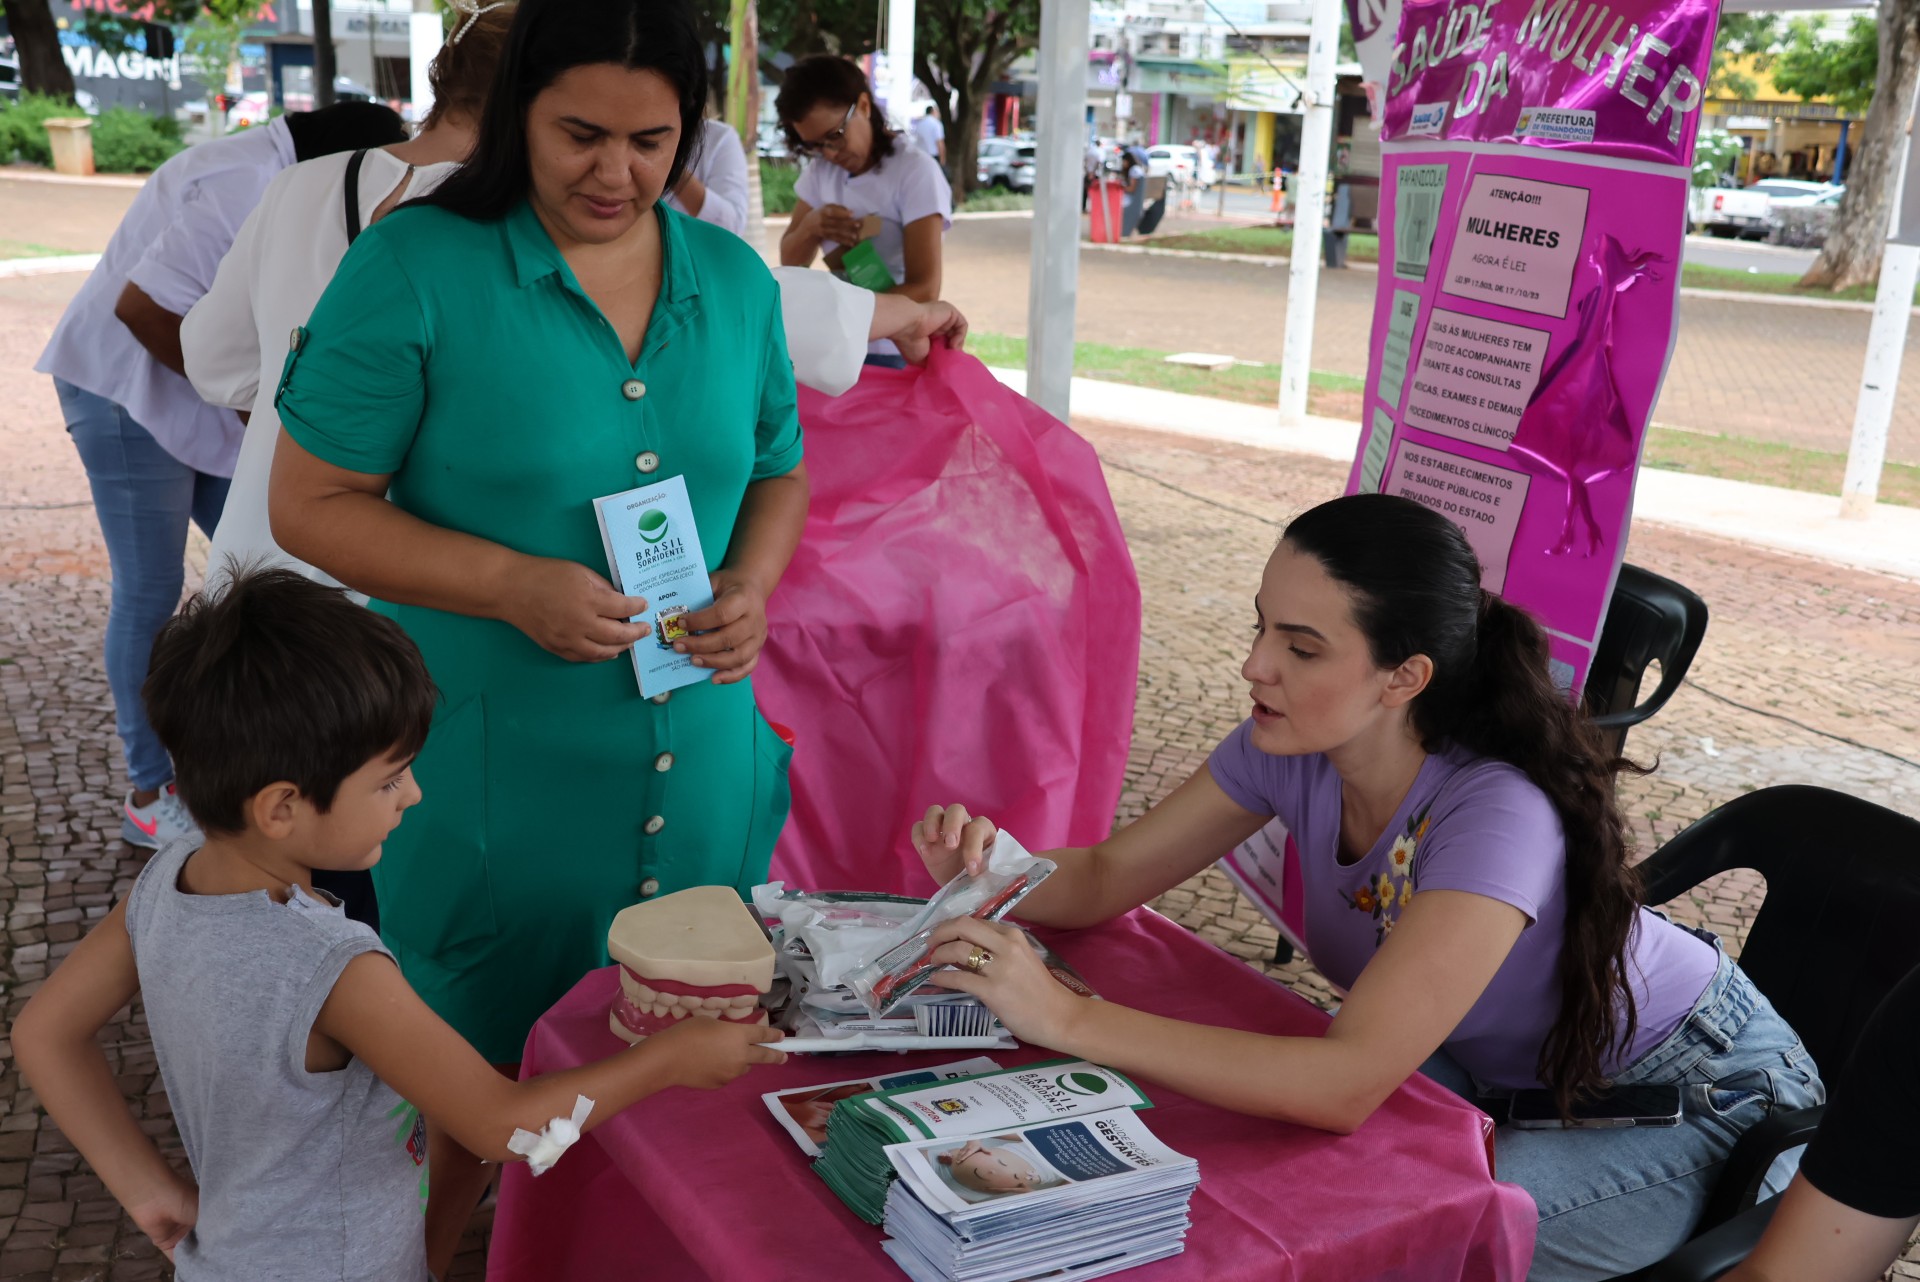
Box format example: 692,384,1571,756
1346,0,1719,694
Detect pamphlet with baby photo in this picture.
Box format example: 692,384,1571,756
888,1109,1198,1219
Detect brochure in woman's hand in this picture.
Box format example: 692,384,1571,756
592,474,715,698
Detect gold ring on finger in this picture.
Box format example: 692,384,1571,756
964,945,992,974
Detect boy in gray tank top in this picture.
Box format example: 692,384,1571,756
14,569,785,1280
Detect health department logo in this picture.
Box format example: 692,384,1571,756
1409,102,1449,136
638,508,670,544
1054,1071,1112,1096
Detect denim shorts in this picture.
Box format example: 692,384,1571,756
1421,930,1824,1281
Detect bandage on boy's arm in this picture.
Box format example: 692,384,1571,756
13,900,199,1222
314,953,779,1163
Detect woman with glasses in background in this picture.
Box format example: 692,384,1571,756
777,56,951,369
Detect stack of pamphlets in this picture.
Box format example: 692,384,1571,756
812,1059,1152,1225
880,1107,1200,1282
763,1058,1002,1158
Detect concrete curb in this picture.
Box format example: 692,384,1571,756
986,365,1920,583
1,166,148,189
1079,239,1908,314
0,254,103,279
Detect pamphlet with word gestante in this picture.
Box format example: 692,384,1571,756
592,474,714,698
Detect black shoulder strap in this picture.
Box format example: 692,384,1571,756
344,149,368,245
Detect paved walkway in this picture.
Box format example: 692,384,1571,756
4,272,1919,1277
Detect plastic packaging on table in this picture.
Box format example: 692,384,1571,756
751,884,927,991
845,831,1056,1018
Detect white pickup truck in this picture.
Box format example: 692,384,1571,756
1692,180,1835,239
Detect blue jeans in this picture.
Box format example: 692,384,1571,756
1421,938,1824,1281
56,379,230,792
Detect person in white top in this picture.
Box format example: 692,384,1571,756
662,117,751,235
35,101,406,854
777,55,952,365
911,106,947,166
184,4,516,610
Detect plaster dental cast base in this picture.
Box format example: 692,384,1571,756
607,886,776,1045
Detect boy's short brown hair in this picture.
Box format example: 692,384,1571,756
143,568,438,834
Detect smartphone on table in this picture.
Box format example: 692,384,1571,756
1508,1084,1684,1130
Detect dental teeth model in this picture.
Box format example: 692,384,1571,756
607,886,776,1045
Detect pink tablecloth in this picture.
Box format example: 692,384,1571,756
487,910,1537,1282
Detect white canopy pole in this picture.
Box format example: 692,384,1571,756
1278,0,1341,423
1026,0,1092,421
884,0,917,126
409,0,440,125
1840,86,1920,519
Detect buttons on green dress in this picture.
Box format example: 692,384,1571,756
654,752,675,772
644,815,666,835
636,451,660,474
639,877,661,897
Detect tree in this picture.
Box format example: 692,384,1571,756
691,0,879,108
1,0,76,97
1708,13,1780,101
1772,13,1878,114
1791,5,1915,290
914,0,1043,197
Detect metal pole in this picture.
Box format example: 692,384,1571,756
1839,88,1920,519
1026,0,1092,421
728,0,764,255
408,0,439,126
1278,0,1339,422
884,0,916,127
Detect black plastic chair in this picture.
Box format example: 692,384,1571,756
1584,564,1710,755
1606,785,1920,1281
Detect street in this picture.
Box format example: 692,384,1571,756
935,216,1920,465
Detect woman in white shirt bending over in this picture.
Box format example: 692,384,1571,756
182,1,516,598
777,55,952,367
663,117,751,235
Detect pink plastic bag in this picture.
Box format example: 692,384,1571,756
754,346,1142,894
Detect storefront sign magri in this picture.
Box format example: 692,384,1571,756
1226,0,1720,948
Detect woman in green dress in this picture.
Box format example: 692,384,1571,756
268,0,804,1266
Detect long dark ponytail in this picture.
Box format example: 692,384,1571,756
421,0,708,222
1284,493,1645,1116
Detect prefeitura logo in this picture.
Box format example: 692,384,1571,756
639,508,670,544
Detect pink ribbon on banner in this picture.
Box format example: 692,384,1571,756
1507,233,1667,556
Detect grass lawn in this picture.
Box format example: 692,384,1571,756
0,239,81,259
970,330,1919,509
1139,225,1920,305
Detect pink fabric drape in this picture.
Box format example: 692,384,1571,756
754,348,1142,894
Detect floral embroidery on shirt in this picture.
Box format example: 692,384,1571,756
1339,805,1432,945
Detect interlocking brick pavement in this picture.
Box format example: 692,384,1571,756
3,268,1918,1278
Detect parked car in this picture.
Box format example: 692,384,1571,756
0,56,19,102
1769,187,1844,248
1146,144,1199,184
976,136,1035,191
227,91,273,128
1694,178,1839,240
